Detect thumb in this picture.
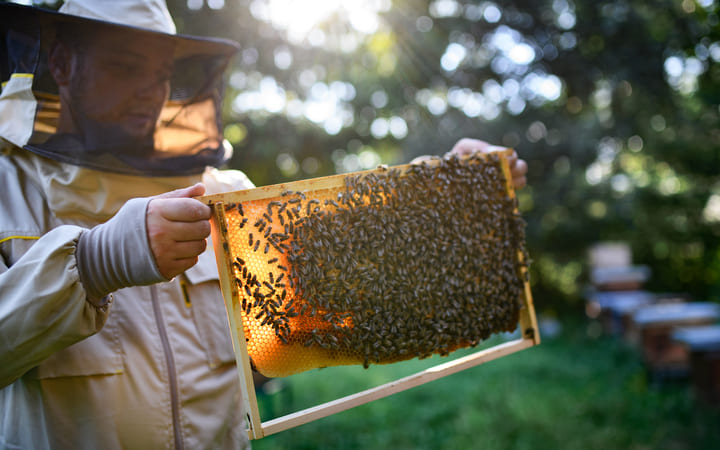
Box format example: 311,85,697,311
153,183,206,200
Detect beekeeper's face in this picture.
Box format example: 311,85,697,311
50,29,175,150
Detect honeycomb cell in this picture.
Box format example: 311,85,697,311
218,154,528,377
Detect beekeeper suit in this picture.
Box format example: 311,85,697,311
0,1,252,448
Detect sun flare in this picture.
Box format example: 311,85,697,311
250,0,390,45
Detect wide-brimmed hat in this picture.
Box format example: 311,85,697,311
0,1,242,176
15,0,240,60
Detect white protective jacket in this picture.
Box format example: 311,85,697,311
0,145,252,449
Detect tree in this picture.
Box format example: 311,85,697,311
20,0,720,310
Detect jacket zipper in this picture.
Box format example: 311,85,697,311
150,285,184,450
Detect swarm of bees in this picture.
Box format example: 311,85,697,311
221,153,529,377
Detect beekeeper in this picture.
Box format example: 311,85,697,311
0,1,528,448
0,1,253,448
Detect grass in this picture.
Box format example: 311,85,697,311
250,317,720,450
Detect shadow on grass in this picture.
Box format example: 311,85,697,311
250,317,720,450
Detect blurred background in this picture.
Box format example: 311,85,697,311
170,0,720,316
21,0,720,313
11,0,720,447
186,0,716,316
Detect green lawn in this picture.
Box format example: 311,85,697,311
250,318,720,450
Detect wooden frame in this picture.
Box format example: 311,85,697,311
200,150,540,439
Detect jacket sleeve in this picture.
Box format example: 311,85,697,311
0,225,110,388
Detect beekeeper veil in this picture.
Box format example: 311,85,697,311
0,0,240,176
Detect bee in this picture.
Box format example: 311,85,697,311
267,201,282,215
306,199,320,216
238,154,528,367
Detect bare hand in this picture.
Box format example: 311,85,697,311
146,183,212,279
449,138,528,189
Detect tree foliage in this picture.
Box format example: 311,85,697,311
24,0,720,311
168,0,720,311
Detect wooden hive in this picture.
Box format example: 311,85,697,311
632,302,720,379
672,325,720,406
200,149,540,439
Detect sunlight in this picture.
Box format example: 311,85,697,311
250,0,391,46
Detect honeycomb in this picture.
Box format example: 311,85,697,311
218,154,528,378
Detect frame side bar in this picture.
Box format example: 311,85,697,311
497,154,540,345
209,203,264,439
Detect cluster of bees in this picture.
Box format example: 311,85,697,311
222,154,528,375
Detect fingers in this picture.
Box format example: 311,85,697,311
148,218,211,243
147,226,210,279
449,138,508,158
146,184,213,279
150,230,208,260
153,182,206,200
410,155,433,165
510,158,528,190
449,138,493,157
159,256,203,279
172,239,208,258
150,197,212,222
448,139,528,190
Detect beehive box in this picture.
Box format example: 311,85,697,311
632,302,720,379
200,150,539,439
672,325,720,406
